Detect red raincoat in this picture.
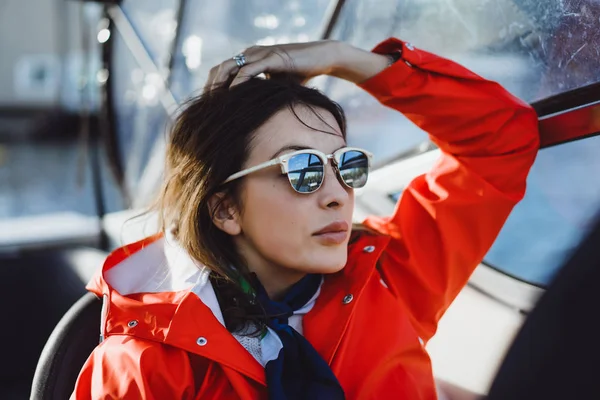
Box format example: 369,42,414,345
72,38,539,399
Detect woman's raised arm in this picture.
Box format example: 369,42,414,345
357,38,540,342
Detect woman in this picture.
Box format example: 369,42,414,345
72,38,539,399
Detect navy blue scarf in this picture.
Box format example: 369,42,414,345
251,273,346,400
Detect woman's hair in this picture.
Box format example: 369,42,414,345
156,75,347,334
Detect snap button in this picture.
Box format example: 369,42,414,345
342,294,354,305
405,42,415,51
404,60,413,67
363,245,375,253
127,320,138,328
196,337,208,346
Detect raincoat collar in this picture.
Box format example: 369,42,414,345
87,232,268,383
86,230,391,386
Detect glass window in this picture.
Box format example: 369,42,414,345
4,1,332,218
0,141,91,219
388,135,600,287
320,0,600,163
485,135,600,286
0,2,123,221
330,0,600,102
169,0,334,101
111,29,172,198
120,0,179,68
116,0,334,200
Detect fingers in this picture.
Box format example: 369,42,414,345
229,56,275,87
203,59,236,93
203,46,265,93
230,49,294,87
203,46,297,92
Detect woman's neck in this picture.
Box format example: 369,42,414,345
254,265,307,301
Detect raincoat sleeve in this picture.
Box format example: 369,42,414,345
358,38,540,342
71,335,196,400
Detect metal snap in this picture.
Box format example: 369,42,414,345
127,320,138,328
342,294,354,305
196,337,208,346
405,42,415,50
363,245,375,253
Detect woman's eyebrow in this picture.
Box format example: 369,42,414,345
270,145,313,159
270,144,347,159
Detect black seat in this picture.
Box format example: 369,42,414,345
487,213,600,400
30,293,102,400
0,247,105,400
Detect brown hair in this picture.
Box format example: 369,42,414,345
156,76,347,333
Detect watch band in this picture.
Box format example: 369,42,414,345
386,50,403,66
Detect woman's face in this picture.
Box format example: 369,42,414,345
224,105,354,295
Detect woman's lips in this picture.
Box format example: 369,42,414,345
313,231,348,245
313,221,349,245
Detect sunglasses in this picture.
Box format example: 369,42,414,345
223,147,373,193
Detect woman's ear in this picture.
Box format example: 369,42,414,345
208,192,242,236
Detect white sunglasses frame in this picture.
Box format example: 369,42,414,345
222,147,373,192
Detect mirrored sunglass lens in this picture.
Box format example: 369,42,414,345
287,153,324,193
338,150,369,188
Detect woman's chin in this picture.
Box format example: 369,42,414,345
320,262,346,275
307,250,348,275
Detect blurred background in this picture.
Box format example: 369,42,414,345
1,0,600,399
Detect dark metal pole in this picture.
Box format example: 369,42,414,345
320,0,347,40
319,0,348,96
99,8,128,209
165,0,188,90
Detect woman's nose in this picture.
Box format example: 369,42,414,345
318,164,350,209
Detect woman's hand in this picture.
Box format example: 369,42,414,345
204,40,390,91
